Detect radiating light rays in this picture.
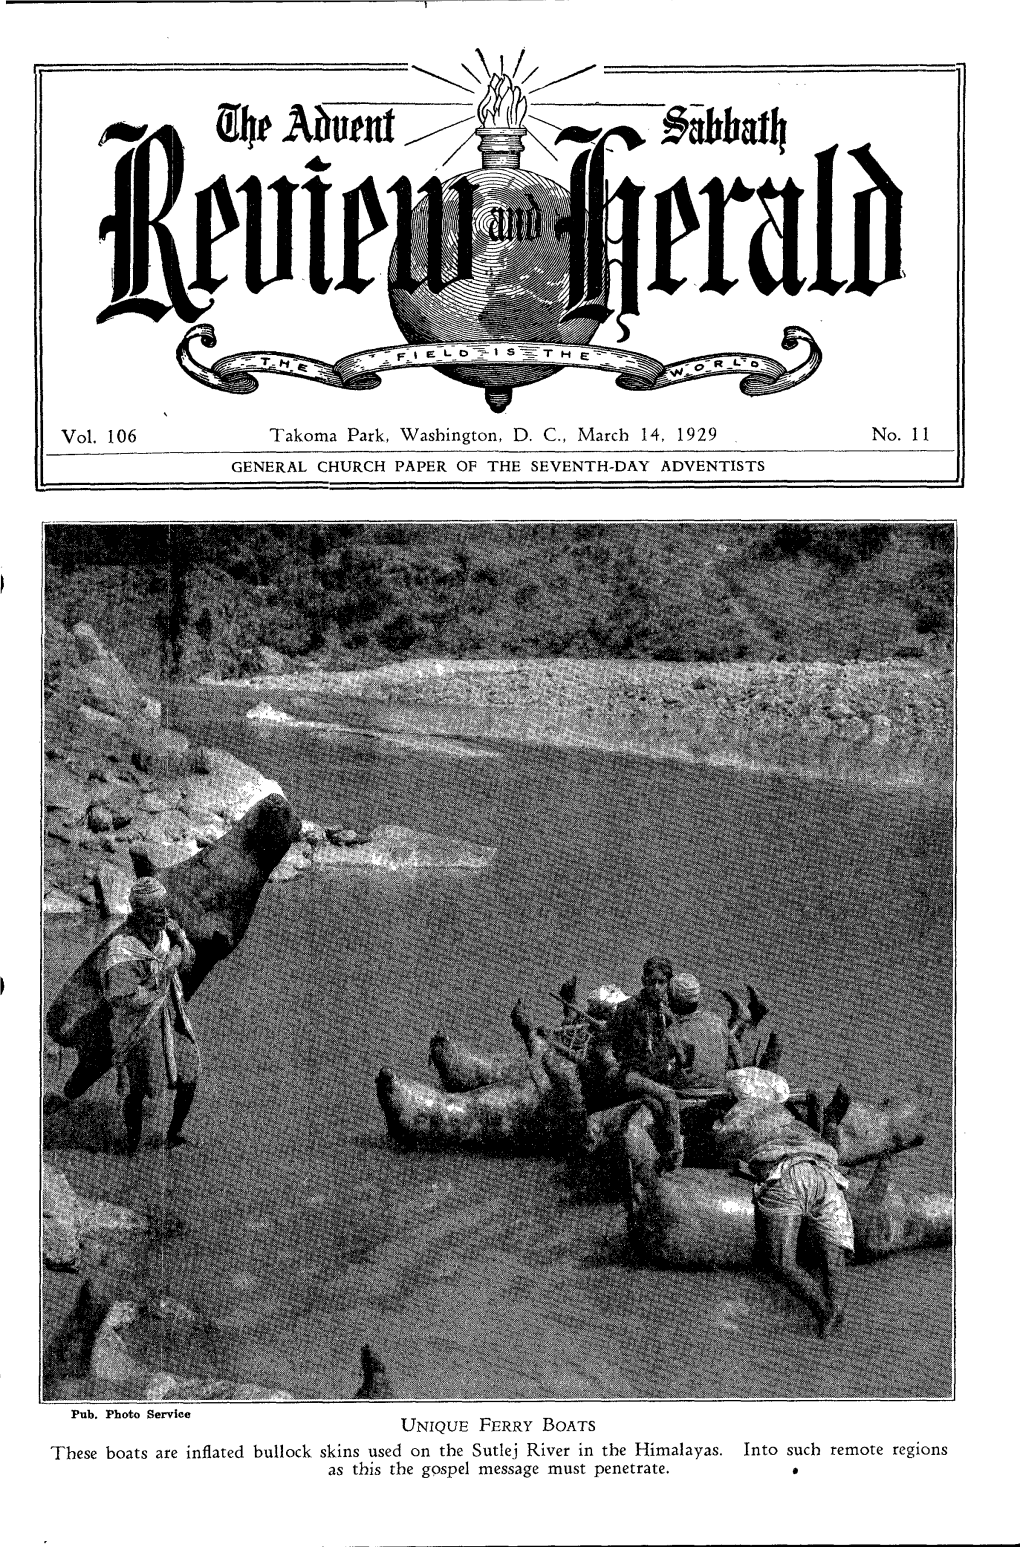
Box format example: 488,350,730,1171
411,64,472,94
525,129,557,161
408,53,596,165
405,117,475,149
440,129,481,169
530,63,596,96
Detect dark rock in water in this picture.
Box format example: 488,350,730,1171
44,1280,112,1392
189,745,214,776
45,794,301,1049
355,1345,393,1399
325,826,363,846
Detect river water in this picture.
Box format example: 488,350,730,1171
44,687,952,1400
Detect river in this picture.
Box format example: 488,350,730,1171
44,686,953,1400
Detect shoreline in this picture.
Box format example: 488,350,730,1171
202,656,953,793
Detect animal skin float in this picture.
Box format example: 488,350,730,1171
622,1107,952,1267
430,1034,928,1172
46,793,301,1050
376,1035,586,1155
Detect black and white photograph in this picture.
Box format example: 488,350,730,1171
42,521,954,1403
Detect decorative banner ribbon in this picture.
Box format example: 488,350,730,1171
177,323,821,399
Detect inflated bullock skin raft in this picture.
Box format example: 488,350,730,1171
376,1037,586,1155
622,1107,952,1267
426,1034,929,1171
428,1032,525,1092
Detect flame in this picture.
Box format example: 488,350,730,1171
478,70,527,129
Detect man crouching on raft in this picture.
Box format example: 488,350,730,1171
47,877,200,1153
589,957,749,1166
715,1099,854,1338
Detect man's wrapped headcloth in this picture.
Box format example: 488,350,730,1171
129,876,168,914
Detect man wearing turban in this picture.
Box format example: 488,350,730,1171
47,877,200,1153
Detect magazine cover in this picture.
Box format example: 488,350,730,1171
4,3,1017,1547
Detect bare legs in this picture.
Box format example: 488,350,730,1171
758,1207,847,1337
620,1072,681,1168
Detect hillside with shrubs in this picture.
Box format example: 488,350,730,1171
45,523,953,684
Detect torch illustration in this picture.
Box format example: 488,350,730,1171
387,68,606,412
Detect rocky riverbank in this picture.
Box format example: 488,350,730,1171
43,621,291,917
44,623,485,915
216,656,954,791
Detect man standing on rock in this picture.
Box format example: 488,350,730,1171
46,877,200,1153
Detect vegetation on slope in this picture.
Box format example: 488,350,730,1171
45,523,953,684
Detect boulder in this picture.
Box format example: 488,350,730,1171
72,625,153,721
43,1166,147,1273
87,804,114,833
183,748,284,824
259,646,291,675
42,1168,82,1271
191,819,228,847
144,1374,293,1401
130,726,193,777
95,861,133,917
45,766,89,823
43,889,85,916
78,705,124,730
838,715,870,743
90,1302,147,1390
70,622,112,665
86,1297,293,1400
270,846,312,882
343,824,496,870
